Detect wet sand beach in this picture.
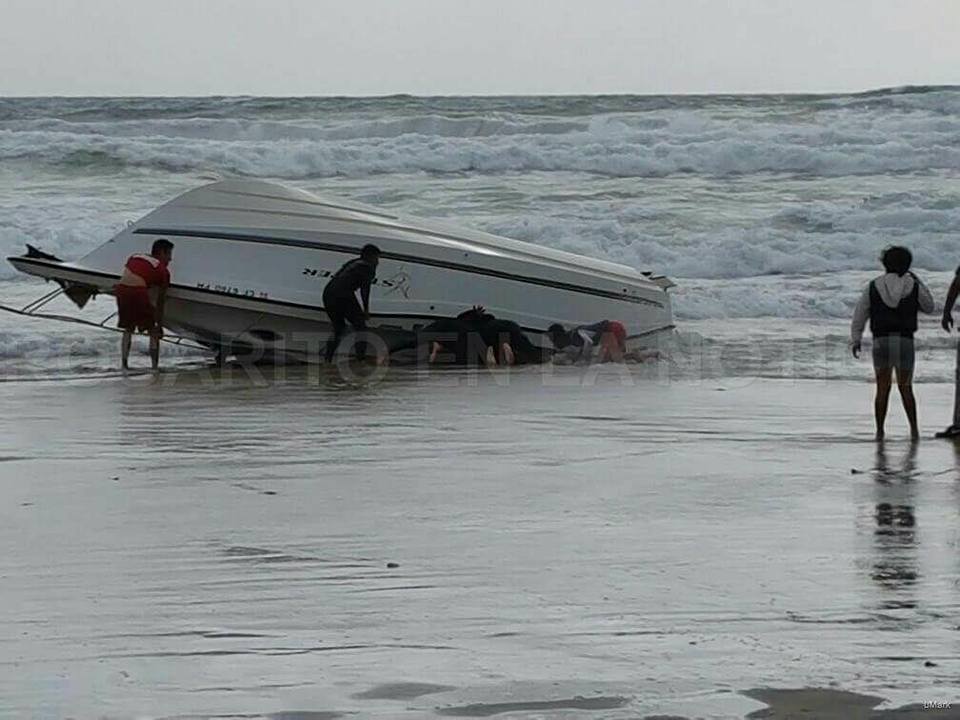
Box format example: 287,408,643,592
2,368,959,719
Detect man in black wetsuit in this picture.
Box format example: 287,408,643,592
323,244,380,363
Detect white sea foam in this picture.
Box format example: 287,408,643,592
478,193,960,281
2,91,959,179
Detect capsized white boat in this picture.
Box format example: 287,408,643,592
6,180,674,362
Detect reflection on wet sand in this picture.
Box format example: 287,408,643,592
3,376,960,717
870,443,919,609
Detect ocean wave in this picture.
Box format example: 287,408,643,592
1,127,958,180
2,91,959,179
480,195,960,282
11,115,593,142
2,85,959,120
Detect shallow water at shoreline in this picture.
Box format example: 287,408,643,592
2,371,959,718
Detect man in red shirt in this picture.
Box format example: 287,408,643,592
115,239,174,370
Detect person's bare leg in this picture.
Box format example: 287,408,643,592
875,368,893,441
430,341,441,364
149,333,160,371
121,330,132,370
896,367,919,441
609,339,625,363
598,334,615,363
595,343,609,363
485,346,497,367
501,343,515,366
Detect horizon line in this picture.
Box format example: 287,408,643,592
2,83,958,101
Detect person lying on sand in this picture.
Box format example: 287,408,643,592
457,306,551,366
548,320,627,364
851,245,934,441
415,315,490,366
400,307,551,367
408,309,503,367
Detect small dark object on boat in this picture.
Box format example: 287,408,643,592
25,244,64,263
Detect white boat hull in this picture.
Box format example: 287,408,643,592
8,180,674,362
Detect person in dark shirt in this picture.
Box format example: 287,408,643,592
850,246,934,441
323,244,380,363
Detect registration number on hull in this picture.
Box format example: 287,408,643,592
195,282,269,299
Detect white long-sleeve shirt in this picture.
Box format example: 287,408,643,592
851,272,935,344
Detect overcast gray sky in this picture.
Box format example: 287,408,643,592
1,0,957,96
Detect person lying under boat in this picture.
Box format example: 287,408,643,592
412,311,503,367
415,315,488,366
408,306,550,366
548,320,628,363
377,315,478,366
323,244,386,364
457,306,551,366
115,238,173,371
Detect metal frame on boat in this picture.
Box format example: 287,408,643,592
0,285,206,353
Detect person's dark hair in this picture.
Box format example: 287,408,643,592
152,238,174,255
881,246,912,276
548,323,569,348
458,305,494,326
361,244,381,260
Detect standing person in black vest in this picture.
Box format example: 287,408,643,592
851,246,934,441
323,244,381,363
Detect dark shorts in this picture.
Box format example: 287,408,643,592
115,285,155,333
323,291,368,361
323,292,366,332
872,335,915,375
